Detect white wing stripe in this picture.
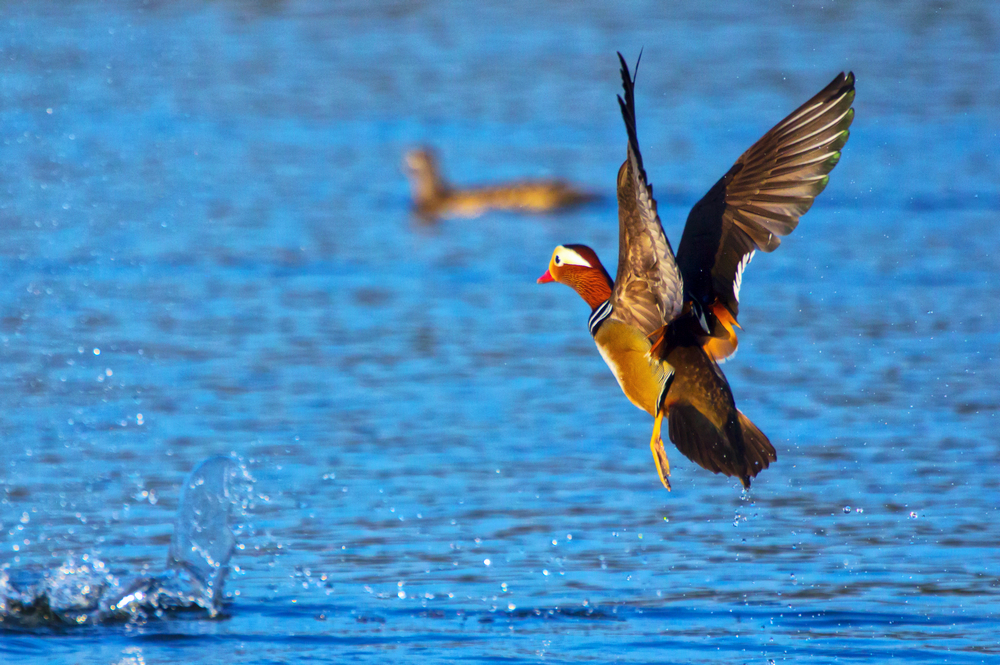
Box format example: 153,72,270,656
733,250,756,303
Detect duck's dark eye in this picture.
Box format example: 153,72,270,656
554,255,562,265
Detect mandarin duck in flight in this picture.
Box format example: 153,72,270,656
404,147,594,221
538,54,855,490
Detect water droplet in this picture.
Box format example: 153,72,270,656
843,506,852,513
484,559,491,566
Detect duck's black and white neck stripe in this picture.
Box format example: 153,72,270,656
588,299,613,336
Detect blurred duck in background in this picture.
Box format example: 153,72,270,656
538,54,855,490
403,147,594,220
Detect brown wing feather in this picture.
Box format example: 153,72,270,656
678,72,856,317
609,52,684,337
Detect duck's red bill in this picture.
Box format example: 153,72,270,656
536,270,554,284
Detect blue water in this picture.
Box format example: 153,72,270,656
2,1,999,662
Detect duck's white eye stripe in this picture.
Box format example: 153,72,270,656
556,247,592,267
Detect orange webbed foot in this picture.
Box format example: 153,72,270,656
649,408,671,491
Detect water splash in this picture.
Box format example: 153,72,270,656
0,455,253,627
167,456,253,607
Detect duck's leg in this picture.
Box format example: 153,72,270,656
649,407,671,491
650,371,676,491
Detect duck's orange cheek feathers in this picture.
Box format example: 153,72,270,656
537,269,555,284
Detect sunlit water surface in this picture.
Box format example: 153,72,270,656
1,1,998,663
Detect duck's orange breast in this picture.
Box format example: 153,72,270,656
593,320,668,417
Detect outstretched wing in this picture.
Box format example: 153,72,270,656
610,52,684,337
677,71,856,317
